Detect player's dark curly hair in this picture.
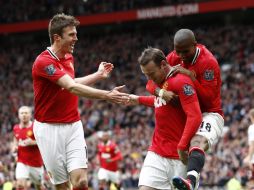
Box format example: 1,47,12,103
48,13,80,44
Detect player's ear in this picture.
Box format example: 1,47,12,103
53,34,61,43
161,60,168,68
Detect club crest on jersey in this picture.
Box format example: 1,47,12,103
45,64,56,75
204,70,214,81
183,84,194,96
27,130,33,137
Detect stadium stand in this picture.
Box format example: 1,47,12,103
0,0,208,23
0,1,254,190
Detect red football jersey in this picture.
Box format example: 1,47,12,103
139,74,202,158
167,44,223,116
97,141,122,172
32,47,80,123
13,123,43,167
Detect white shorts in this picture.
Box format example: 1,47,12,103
196,112,224,150
15,162,43,185
139,151,186,190
33,120,88,185
98,168,120,184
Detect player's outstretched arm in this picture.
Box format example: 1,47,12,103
11,137,18,153
75,62,113,85
57,74,129,104
124,94,139,106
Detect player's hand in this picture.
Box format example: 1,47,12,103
162,90,179,106
146,80,157,95
97,62,114,79
23,138,35,146
124,94,139,106
171,65,195,81
177,149,188,165
106,85,130,104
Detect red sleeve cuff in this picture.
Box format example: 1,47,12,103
138,96,154,107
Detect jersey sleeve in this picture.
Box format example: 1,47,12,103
13,125,18,139
172,75,202,150
194,58,220,101
138,96,155,107
33,56,66,83
111,143,122,162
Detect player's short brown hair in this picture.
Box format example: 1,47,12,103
48,13,80,44
138,47,166,67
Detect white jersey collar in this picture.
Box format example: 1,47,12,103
46,47,60,61
191,47,200,65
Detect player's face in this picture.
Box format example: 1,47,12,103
59,26,78,54
141,61,166,85
18,107,31,124
101,133,109,143
174,41,196,63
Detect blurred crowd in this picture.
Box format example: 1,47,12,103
0,22,254,190
0,0,208,23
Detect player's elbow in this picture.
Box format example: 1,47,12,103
57,75,79,93
67,84,76,92
67,84,80,95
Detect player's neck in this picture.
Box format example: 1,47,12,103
165,67,173,79
20,121,31,128
51,45,65,59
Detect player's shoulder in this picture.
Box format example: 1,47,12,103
167,73,194,91
13,124,20,131
198,44,219,66
107,140,116,148
34,49,57,66
98,142,103,147
29,122,34,129
169,73,192,84
166,51,181,66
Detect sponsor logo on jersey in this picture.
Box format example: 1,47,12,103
204,70,214,80
183,84,194,96
154,97,167,108
45,64,56,75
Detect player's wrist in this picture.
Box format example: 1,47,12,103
95,70,105,80
188,71,196,81
155,87,161,96
158,89,165,98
